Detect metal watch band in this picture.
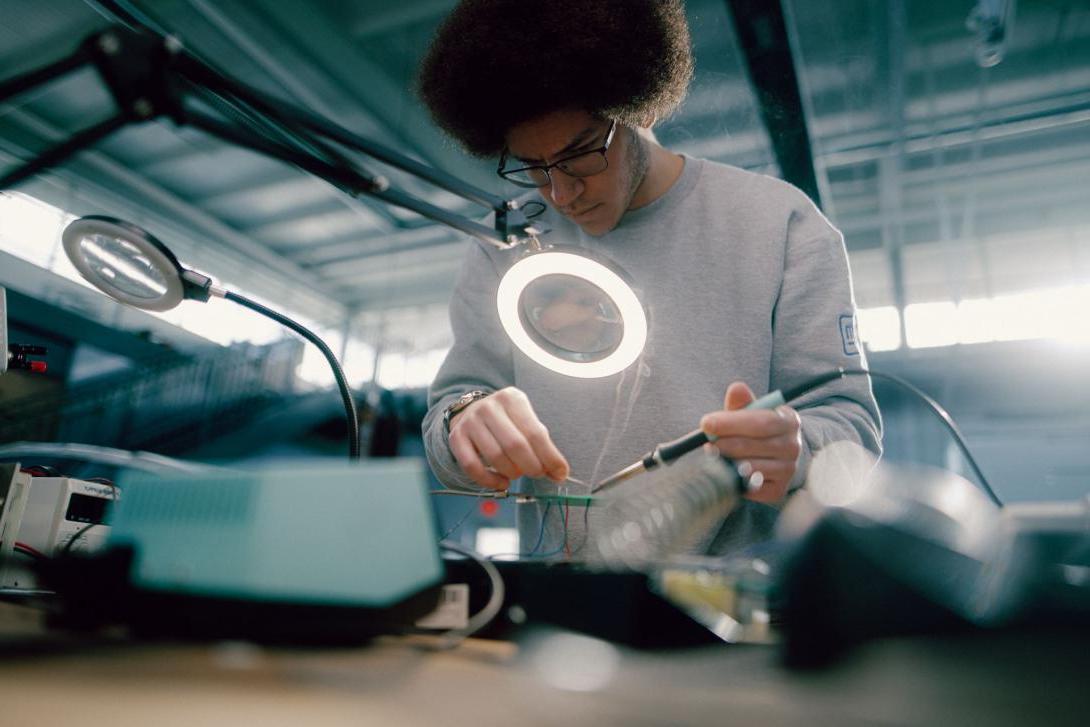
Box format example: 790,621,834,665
443,390,490,433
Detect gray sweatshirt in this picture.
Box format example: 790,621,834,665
423,157,881,558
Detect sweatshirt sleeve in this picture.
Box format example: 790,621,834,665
769,191,883,489
422,241,516,491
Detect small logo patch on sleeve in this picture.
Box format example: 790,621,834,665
839,314,859,356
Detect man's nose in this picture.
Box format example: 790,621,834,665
547,169,583,207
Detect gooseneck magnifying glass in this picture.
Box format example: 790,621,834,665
61,216,362,459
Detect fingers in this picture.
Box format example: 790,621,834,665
448,425,510,491
724,380,756,411
447,387,570,487
701,408,796,440
702,404,803,505
470,421,521,480
736,458,794,504
503,389,570,481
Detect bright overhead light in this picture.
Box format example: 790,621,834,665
857,306,902,352
905,301,959,349
496,248,648,379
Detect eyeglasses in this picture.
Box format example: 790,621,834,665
497,120,617,189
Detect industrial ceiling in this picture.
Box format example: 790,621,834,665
1,0,1087,351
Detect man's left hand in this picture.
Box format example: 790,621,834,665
699,382,802,504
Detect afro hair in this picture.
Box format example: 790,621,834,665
417,0,694,157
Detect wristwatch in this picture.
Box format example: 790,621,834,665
443,390,490,433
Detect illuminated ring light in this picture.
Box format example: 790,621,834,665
62,216,186,312
497,249,648,378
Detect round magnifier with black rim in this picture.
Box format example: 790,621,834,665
62,215,219,309
61,215,361,459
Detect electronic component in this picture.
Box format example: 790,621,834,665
45,459,446,643
0,467,118,589
15,476,117,557
5,344,48,373
3,287,48,374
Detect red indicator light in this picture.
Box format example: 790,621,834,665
479,499,499,518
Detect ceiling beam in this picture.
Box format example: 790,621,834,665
177,0,403,231
878,0,910,344
724,0,822,207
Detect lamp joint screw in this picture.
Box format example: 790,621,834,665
505,200,519,210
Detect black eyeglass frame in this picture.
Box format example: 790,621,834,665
497,119,618,189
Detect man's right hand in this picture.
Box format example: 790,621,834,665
447,386,570,491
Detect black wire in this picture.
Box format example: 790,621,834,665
516,501,568,560
59,522,98,556
224,291,360,460
526,500,553,556
570,500,593,558
440,502,477,541
522,200,547,219
794,368,1003,508
58,478,120,557
485,500,557,561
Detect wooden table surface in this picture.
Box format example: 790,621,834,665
2,601,1087,727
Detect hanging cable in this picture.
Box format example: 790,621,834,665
434,541,505,648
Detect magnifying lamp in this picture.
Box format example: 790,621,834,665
4,24,654,385
496,245,648,379
61,215,362,459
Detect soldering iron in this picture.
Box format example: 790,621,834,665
592,368,852,493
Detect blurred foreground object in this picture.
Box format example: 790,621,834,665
775,459,1089,667
40,459,445,643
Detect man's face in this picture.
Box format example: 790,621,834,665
504,109,645,236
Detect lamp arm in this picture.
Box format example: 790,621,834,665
0,113,130,190
174,54,538,246
182,107,513,248
220,290,362,461
173,54,510,213
0,25,537,248
0,43,89,102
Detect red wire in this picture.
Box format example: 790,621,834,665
14,541,47,559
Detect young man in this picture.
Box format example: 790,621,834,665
417,0,881,556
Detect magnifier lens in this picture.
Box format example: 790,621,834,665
519,274,623,360
63,216,188,311
78,233,169,300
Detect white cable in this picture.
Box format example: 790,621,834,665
436,541,505,648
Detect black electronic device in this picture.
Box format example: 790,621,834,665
441,558,724,649
774,466,1090,667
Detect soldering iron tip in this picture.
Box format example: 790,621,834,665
591,461,646,493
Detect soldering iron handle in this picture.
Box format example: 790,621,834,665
655,429,712,464
654,389,789,466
